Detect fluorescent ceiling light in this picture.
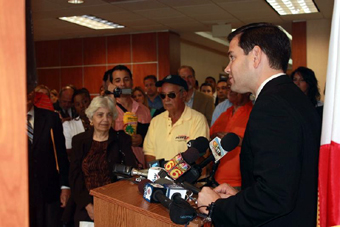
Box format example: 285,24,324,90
195,32,229,46
68,0,84,4
59,15,124,30
266,0,318,15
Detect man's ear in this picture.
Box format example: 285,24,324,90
181,91,188,101
252,45,262,68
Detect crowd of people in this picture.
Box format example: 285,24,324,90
27,22,324,227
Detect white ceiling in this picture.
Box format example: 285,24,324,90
31,0,334,53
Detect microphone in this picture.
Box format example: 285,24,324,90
143,182,172,208
139,180,197,225
169,196,197,225
163,137,209,180
112,164,148,177
210,132,240,162
176,133,240,184
112,164,163,182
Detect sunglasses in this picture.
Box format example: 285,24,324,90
160,91,180,99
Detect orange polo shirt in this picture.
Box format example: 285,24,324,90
210,101,253,187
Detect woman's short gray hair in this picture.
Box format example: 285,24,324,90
85,96,118,121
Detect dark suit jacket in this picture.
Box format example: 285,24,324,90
53,101,77,119
192,90,214,125
212,75,321,227
29,106,69,203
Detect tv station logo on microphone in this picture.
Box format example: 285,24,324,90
164,154,191,180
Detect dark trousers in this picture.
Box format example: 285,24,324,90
29,199,63,227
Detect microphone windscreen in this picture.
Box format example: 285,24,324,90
186,139,195,148
221,133,240,151
138,179,152,194
182,148,201,164
169,198,197,224
192,137,209,155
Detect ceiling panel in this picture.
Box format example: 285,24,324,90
159,0,211,7
31,0,334,53
109,0,168,11
135,8,185,19
174,4,227,15
95,11,146,22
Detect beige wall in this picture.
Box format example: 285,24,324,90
181,19,332,101
307,19,332,101
180,41,228,85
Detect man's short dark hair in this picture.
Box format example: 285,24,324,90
228,22,291,72
205,76,216,83
103,65,133,83
72,88,91,103
200,83,214,92
178,65,196,78
144,75,157,83
217,78,228,84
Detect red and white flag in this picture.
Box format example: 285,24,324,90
318,0,340,226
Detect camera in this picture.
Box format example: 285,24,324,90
104,87,132,97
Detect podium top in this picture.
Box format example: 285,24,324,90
90,180,202,226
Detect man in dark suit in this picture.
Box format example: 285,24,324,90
53,85,77,122
27,88,70,227
197,23,321,227
178,65,215,125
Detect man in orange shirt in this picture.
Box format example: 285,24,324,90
210,86,253,188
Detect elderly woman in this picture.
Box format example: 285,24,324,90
63,88,91,157
69,96,138,226
210,83,253,188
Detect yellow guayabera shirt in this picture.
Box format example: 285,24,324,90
143,106,209,160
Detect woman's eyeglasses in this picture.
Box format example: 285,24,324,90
160,91,180,99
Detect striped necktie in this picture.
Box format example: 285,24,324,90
27,114,34,143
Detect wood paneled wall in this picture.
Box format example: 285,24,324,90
35,32,180,94
0,0,28,226
292,21,307,70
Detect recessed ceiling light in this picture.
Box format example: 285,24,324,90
68,0,84,4
59,15,125,30
266,0,319,15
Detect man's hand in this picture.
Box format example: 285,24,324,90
60,189,71,208
214,183,239,198
197,187,221,215
85,203,94,220
131,134,143,147
107,83,117,93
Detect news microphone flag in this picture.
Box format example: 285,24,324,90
164,153,191,180
318,1,340,226
209,137,227,162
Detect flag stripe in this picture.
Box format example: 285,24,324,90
319,0,340,226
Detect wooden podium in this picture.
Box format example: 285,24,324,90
90,180,201,227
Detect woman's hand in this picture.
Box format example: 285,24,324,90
85,203,94,220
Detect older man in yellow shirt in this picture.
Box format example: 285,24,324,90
144,75,209,162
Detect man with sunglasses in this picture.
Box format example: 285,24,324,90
143,75,209,163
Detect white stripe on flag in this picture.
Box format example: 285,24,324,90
321,0,340,145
